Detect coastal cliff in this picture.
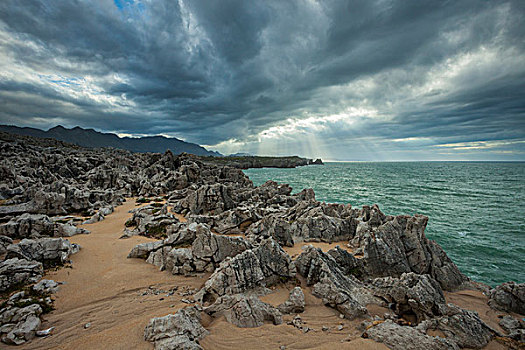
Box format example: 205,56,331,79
0,132,522,348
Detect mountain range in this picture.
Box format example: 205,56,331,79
0,125,221,156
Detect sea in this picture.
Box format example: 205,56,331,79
244,162,525,287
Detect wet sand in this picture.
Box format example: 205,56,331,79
19,199,206,350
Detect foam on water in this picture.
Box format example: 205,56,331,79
245,162,525,286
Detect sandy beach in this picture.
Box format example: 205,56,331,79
18,199,205,350
12,198,515,350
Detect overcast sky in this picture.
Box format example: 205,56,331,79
1,0,524,160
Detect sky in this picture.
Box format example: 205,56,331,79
0,0,524,161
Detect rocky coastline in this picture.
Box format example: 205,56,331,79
0,131,523,349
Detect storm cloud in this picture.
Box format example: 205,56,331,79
0,0,524,160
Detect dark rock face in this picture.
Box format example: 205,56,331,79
353,214,467,291
488,281,525,314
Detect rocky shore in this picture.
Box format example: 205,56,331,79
191,154,324,169
0,131,523,349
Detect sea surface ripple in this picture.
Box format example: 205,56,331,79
244,162,525,286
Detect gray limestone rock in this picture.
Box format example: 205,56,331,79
417,305,494,349
144,306,208,350
364,319,459,350
0,258,43,292
0,304,43,345
370,272,448,323
354,214,467,291
277,287,305,314
6,238,79,266
205,294,282,327
195,238,295,304
32,279,59,294
488,281,525,314
295,246,371,319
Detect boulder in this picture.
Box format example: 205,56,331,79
0,304,43,345
144,306,208,350
488,281,525,314
0,258,43,292
277,287,305,314
353,214,467,291
364,319,459,350
417,305,494,349
204,294,282,327
195,238,295,304
295,246,371,319
32,279,59,294
6,238,79,267
370,272,447,323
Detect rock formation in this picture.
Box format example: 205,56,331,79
0,131,522,348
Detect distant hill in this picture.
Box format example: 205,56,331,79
0,125,222,156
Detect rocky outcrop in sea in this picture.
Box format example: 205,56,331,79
0,131,523,348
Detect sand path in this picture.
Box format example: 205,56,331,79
19,199,205,350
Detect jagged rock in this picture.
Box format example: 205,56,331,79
0,304,43,345
210,207,258,235
417,305,494,349
499,315,521,333
0,214,88,239
370,272,447,323
0,258,43,292
54,222,89,237
128,241,166,259
295,246,371,319
205,294,282,327
82,211,105,224
326,246,365,278
0,235,13,257
32,279,59,294
191,225,251,270
277,287,305,314
127,222,200,260
498,314,525,342
246,215,294,247
364,319,459,350
195,238,295,303
129,224,251,275
290,214,355,243
6,238,79,266
353,214,467,291
488,281,525,314
187,184,236,215
144,306,208,350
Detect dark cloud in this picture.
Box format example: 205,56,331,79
0,0,524,160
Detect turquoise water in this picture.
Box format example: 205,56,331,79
244,162,525,287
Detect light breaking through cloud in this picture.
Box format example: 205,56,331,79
0,0,524,160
